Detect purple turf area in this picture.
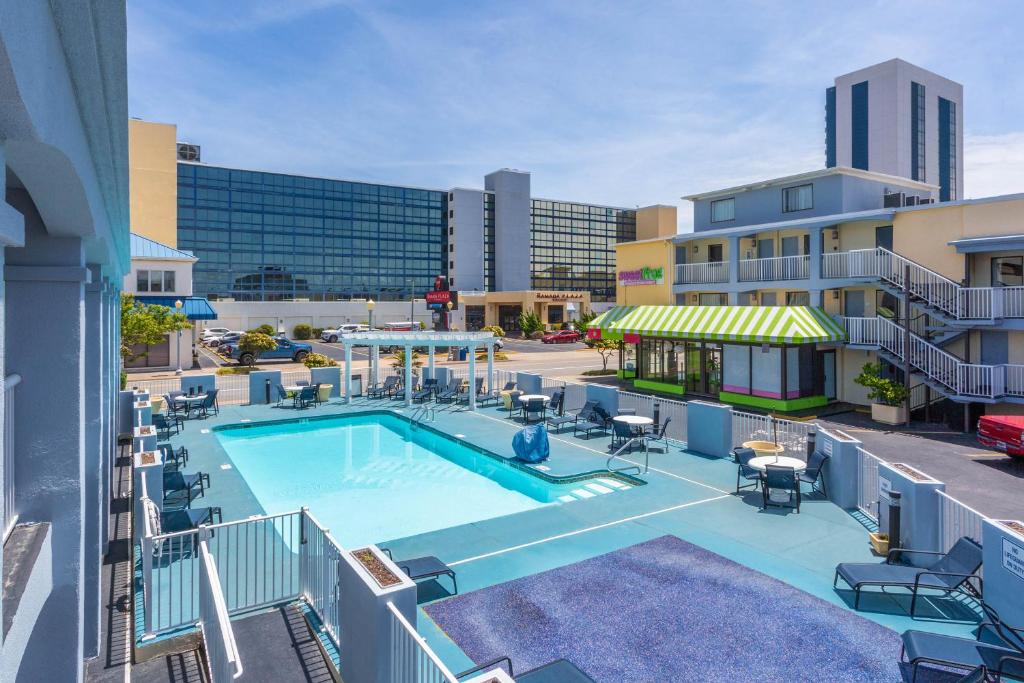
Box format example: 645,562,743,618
425,535,909,682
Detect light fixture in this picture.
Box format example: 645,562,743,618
366,298,376,311
174,299,183,310
693,245,699,253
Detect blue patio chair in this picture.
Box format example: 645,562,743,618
296,380,310,386
435,377,463,404
380,548,457,595
523,397,546,423
368,375,399,399
611,419,635,450
547,390,564,415
501,381,517,391
732,447,760,493
899,603,1024,682
153,412,182,438
459,377,485,403
413,378,437,403
160,505,223,533
645,417,672,452
275,384,290,406
160,445,188,470
800,450,830,497
294,385,317,409
834,536,983,615
761,463,800,512
311,383,323,406
163,469,210,505
548,399,595,432
574,405,611,439
457,657,595,682
163,392,185,417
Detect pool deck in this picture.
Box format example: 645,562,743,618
162,395,980,675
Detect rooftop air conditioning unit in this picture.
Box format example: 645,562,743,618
883,192,904,208
918,197,934,205
176,143,201,162
905,196,919,206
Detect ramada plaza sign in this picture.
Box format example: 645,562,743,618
619,266,664,286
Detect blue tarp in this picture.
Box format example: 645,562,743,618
512,424,550,463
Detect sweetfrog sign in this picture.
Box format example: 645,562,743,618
618,266,664,286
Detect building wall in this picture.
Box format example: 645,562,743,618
485,169,531,291
123,256,194,297
635,205,677,241
128,120,178,247
207,300,434,335
448,188,485,292
614,239,674,305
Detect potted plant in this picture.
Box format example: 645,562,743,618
854,362,909,425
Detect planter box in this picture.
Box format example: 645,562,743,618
871,403,907,425
869,532,889,556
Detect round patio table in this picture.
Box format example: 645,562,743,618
747,455,806,473
283,385,304,396
613,414,653,437
517,394,550,404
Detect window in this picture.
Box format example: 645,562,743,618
163,271,176,293
991,257,1023,287
137,269,150,292
707,244,724,262
710,198,735,223
939,97,957,201
548,306,564,324
825,86,836,168
911,82,926,182
786,291,810,306
699,293,727,306
782,184,813,213
851,80,869,170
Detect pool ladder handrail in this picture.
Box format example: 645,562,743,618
409,405,435,428
607,436,649,476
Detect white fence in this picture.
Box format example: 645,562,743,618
3,373,20,539
617,391,687,442
129,374,251,407
299,511,344,645
198,539,243,682
856,448,885,522
731,411,813,459
738,254,809,282
937,490,988,555
675,261,729,284
387,601,457,683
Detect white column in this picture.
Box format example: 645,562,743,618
343,342,352,403
404,345,413,406
468,344,477,411
487,342,494,395
370,344,378,386
428,342,435,380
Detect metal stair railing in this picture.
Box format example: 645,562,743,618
607,437,649,476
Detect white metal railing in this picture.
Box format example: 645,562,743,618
129,375,250,407
856,448,886,522
3,373,21,538
299,510,343,645
1007,365,1024,398
738,254,809,282
732,411,814,459
675,261,729,284
1003,286,1024,318
617,391,687,442
387,601,458,683
198,538,244,682
937,490,988,555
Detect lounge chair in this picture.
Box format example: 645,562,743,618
501,390,523,418
459,377,485,403
761,463,800,512
412,378,438,403
380,548,457,595
294,385,317,409
163,470,210,505
523,397,546,423
574,405,611,439
457,657,595,682
834,537,983,615
153,412,182,438
368,376,399,399
435,378,462,404
547,390,564,416
501,381,517,392
800,450,830,497
160,445,189,470
899,603,1024,682
548,399,595,432
732,447,760,493
161,506,222,533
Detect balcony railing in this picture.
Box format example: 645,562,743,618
738,255,809,282
674,261,729,285
4,373,21,539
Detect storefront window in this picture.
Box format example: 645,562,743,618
465,306,485,331
548,305,564,325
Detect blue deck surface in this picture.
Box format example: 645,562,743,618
158,394,981,677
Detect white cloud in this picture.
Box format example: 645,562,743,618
965,133,1024,200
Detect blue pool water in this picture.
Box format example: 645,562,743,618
215,413,565,548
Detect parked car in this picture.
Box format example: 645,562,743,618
541,329,581,344
200,327,231,341
206,331,242,348
321,323,369,343
227,337,313,365
977,415,1024,457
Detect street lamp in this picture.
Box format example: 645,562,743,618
174,299,184,375
407,278,415,327
366,298,376,330
446,300,453,331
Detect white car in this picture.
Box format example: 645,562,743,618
201,327,231,341
321,324,368,343
206,331,243,347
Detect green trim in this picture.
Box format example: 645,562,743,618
633,378,687,396
718,391,828,412
617,369,636,379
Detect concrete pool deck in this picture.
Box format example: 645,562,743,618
159,394,980,675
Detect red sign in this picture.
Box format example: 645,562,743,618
425,290,459,309
586,328,602,340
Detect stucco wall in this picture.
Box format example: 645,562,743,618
128,120,178,248
614,239,674,305
123,256,193,297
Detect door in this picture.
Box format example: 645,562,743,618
498,305,522,332
760,292,777,306
875,225,894,251
781,236,799,257
685,342,702,394
844,290,865,317
707,244,724,262
822,351,836,399
704,344,722,394
757,239,775,259
981,331,1009,365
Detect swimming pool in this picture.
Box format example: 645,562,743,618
215,413,575,547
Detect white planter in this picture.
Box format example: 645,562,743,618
871,403,907,425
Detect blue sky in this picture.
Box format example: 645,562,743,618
128,0,1024,230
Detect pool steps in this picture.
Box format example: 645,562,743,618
557,477,633,503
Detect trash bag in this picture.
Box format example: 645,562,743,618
512,423,550,463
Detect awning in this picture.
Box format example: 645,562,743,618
589,305,845,344
586,305,638,340
135,296,218,321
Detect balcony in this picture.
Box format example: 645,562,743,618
675,261,729,285
738,255,809,282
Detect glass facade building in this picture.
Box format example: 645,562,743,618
177,163,446,301
529,200,636,301
851,80,869,171
939,97,957,202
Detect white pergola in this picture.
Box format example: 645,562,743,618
340,331,499,409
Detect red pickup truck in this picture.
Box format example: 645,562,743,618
977,415,1024,457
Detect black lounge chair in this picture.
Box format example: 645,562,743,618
457,657,595,682
548,399,595,432
380,548,457,595
501,381,517,392
160,445,189,470
762,463,800,512
435,378,462,404
800,450,830,497
573,405,611,440
899,603,1024,682
163,470,210,505
368,376,399,399
413,378,438,403
161,505,222,533
834,536,983,615
733,447,760,493
153,412,183,438
547,390,564,415
294,385,317,409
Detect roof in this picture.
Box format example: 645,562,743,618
670,208,895,243
135,296,217,320
948,233,1024,254
130,233,197,261
588,305,845,345
681,166,938,202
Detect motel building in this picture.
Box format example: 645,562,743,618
593,167,1024,428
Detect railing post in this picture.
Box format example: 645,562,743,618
142,532,155,639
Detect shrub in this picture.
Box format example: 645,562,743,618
572,309,597,337
120,371,127,391
237,332,278,366
482,324,506,338
250,324,276,336
582,369,617,376
391,348,423,371
216,366,254,375
312,327,324,337
293,323,313,340
518,311,544,336
418,321,427,330
476,351,510,361
303,352,337,368
853,362,908,406
528,330,546,340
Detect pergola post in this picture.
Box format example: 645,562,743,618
467,343,477,411
486,342,494,395
344,342,353,404
370,344,378,386
404,344,413,407
428,342,435,380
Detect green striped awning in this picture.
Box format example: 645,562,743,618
593,305,845,344
585,305,637,341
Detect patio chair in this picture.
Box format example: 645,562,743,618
275,384,290,406
761,463,800,512
163,468,210,503
413,378,438,403
834,536,983,616
501,381,517,391
547,399,596,432
296,380,310,386
457,657,595,682
523,397,546,423
311,383,323,406
732,447,761,493
547,390,564,416
368,375,399,399
574,405,611,440
163,392,185,417
160,505,223,534
502,390,523,418
800,450,830,497
435,378,462,404
617,408,637,416
899,603,1024,682
160,445,189,470
294,385,317,409
610,419,637,450
153,412,182,438
379,548,457,595
459,377,485,403
645,417,672,452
